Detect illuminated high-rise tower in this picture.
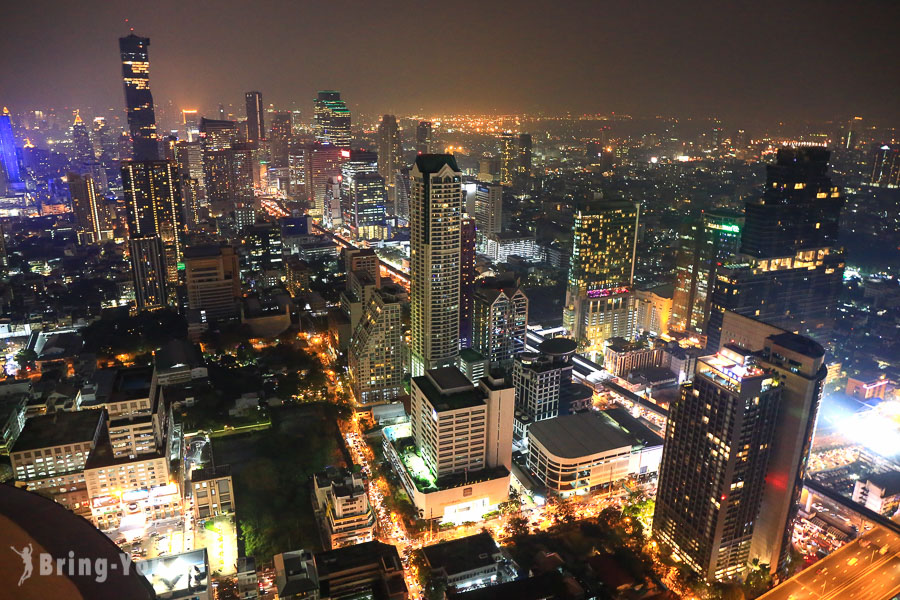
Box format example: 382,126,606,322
244,91,265,143
68,172,111,244
410,154,462,376
121,160,185,309
314,91,351,148
706,148,845,350
0,107,22,189
562,200,640,360
71,111,95,165
498,132,517,186
377,115,403,214
119,33,160,161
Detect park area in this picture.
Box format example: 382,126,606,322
212,403,349,561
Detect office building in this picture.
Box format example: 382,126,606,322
305,142,342,217
602,337,665,379
410,155,462,375
512,338,592,437
517,133,532,184
416,121,433,154
671,210,743,335
459,217,477,348
706,148,845,350
314,91,351,148
474,182,502,236
200,118,238,205
184,245,241,320
653,345,783,581
472,277,528,370
870,144,900,188
346,172,387,241
526,409,663,497
245,91,265,142
456,349,489,385
481,231,540,264
383,367,512,522
562,200,640,360
68,172,111,244
349,290,404,404
172,140,205,200
478,156,500,184
119,34,159,161
633,286,673,336
378,114,404,214
269,111,293,169
181,109,199,142
244,222,284,275
313,468,377,549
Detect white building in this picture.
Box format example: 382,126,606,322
384,367,514,523
349,290,403,403
410,155,462,375
313,468,376,548
481,231,540,264
852,472,900,517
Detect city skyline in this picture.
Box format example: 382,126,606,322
2,1,899,126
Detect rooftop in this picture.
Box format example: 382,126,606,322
415,153,460,174
315,540,403,579
766,331,825,359
868,471,900,497
422,532,500,576
538,337,577,356
414,368,485,412
528,412,639,459
12,409,104,452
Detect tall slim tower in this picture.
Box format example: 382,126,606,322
562,200,640,360
410,154,462,375
377,115,403,214
314,91,351,148
706,148,844,350
459,217,477,348
0,107,22,186
244,91,265,143
121,160,185,309
68,172,110,244
119,33,160,161
71,111,95,165
415,121,433,155
498,132,517,186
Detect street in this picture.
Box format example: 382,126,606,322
760,525,900,600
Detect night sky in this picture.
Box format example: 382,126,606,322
2,0,898,126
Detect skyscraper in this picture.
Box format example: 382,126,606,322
562,200,640,360
474,182,503,237
670,210,743,335
121,160,185,307
269,111,293,169
870,144,900,188
349,289,403,404
119,33,160,161
377,115,403,214
656,312,827,580
183,244,242,320
415,121,433,155
244,91,265,143
498,132,517,186
706,148,845,350
410,155,462,376
244,222,284,275
472,277,528,369
345,173,387,241
0,107,22,186
68,172,111,244
653,345,783,581
459,217,477,348
517,133,532,184
71,111,95,165
199,118,237,205
314,91,351,148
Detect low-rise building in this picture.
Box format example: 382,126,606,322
274,541,407,600
313,468,376,548
852,471,900,517
602,337,665,378
191,464,235,520
236,556,259,599
526,408,663,497
421,531,506,592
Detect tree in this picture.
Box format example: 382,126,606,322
14,348,37,364
507,514,530,538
